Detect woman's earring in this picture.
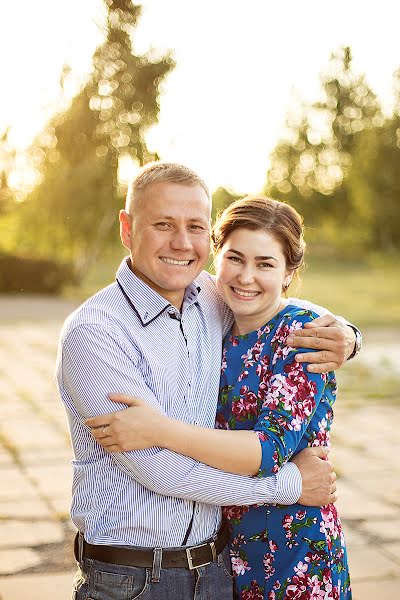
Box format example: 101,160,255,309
283,279,290,291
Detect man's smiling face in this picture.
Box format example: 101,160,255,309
120,181,211,308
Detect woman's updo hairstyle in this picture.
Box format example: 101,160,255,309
211,196,306,279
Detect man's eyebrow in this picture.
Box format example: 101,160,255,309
227,249,278,261
152,216,208,224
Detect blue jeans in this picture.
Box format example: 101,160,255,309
72,547,234,600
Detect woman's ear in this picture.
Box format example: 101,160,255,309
282,273,294,291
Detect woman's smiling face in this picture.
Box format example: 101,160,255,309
215,227,291,334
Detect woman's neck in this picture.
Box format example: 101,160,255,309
232,298,287,336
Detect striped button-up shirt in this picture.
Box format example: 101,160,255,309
56,258,302,547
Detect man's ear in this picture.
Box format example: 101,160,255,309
119,210,132,250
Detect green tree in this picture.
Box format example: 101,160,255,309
211,186,242,224
347,68,400,253
13,0,174,274
265,47,383,254
0,128,15,215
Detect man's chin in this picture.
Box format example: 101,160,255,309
162,276,197,291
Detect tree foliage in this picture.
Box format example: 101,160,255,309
211,186,242,224
13,0,174,274
265,47,400,257
347,69,400,253
0,128,15,215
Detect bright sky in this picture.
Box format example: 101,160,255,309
1,0,400,193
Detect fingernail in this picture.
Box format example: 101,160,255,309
287,337,294,344
295,354,303,361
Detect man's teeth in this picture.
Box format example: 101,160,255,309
161,258,191,266
233,288,259,297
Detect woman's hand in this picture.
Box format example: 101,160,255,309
85,394,165,452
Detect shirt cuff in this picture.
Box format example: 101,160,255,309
274,462,302,505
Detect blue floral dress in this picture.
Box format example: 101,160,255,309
217,305,351,600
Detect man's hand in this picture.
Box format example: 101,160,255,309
286,313,356,373
85,394,164,452
292,446,337,506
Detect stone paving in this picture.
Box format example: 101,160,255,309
0,295,400,599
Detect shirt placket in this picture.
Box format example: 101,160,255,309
180,314,197,423
169,307,200,544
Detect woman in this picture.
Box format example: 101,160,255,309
90,196,351,599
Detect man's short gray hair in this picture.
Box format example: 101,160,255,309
125,161,210,214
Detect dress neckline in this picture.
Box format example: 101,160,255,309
227,304,296,343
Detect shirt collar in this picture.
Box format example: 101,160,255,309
116,257,201,326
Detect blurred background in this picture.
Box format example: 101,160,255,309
0,0,399,324
1,1,400,598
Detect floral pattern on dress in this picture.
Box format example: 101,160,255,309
217,305,351,599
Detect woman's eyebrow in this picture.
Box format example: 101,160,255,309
228,249,278,261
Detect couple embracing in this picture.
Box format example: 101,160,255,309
57,162,358,599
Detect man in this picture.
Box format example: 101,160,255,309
57,162,360,600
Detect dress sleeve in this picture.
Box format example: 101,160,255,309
253,310,335,477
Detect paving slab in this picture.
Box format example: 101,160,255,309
0,549,42,576
384,542,400,564
329,447,392,479
2,411,67,452
0,450,14,467
379,486,400,508
0,499,52,520
348,546,400,581
1,306,400,594
24,464,73,501
0,570,76,600
341,526,368,548
355,474,400,504
2,469,39,501
0,521,64,548
359,519,400,543
47,497,72,520
335,481,399,520
0,294,78,322
17,447,72,466
351,577,400,600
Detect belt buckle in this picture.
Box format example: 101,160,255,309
186,541,216,570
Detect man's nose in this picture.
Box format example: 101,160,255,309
170,228,192,250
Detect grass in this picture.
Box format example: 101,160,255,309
296,258,400,328
64,247,126,301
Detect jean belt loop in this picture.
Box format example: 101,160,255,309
78,533,84,564
151,547,163,583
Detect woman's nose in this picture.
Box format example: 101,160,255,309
237,266,255,285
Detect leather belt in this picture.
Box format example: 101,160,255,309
74,521,230,570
